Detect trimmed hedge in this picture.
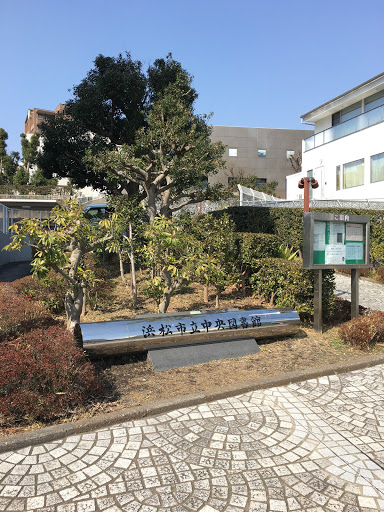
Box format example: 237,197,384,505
213,206,384,257
235,233,282,272
339,311,384,350
0,324,103,423
250,258,335,319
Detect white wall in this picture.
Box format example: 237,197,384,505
286,122,384,200
0,233,32,265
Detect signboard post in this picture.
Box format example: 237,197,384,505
303,212,370,332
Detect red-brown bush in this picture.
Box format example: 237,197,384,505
0,324,103,423
0,283,54,342
376,266,384,284
11,274,67,314
339,311,384,350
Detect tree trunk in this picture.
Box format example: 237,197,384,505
158,292,171,314
147,187,157,224
158,270,183,314
203,284,209,303
241,272,247,297
65,284,84,349
215,293,220,309
118,249,128,286
82,286,87,316
128,222,137,308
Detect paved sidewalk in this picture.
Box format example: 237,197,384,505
334,273,384,311
1,365,384,511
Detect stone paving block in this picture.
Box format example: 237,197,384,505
1,366,384,510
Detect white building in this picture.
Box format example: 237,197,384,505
286,72,384,201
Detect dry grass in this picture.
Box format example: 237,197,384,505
3,267,383,437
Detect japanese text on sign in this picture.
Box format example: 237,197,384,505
142,315,261,338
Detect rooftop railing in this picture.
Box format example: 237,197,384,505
304,104,384,151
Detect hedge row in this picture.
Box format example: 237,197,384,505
235,232,282,272
250,258,335,320
213,206,384,262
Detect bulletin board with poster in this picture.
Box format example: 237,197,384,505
303,212,370,269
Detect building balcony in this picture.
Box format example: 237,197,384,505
304,103,384,152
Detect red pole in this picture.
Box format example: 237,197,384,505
304,178,310,213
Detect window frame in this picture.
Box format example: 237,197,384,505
343,158,364,189
371,152,384,183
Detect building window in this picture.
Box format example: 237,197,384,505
332,101,362,126
336,165,341,190
38,114,47,119
228,148,237,157
258,149,266,158
365,90,384,113
286,150,295,158
371,152,384,183
343,159,364,189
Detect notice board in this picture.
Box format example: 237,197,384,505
303,212,370,269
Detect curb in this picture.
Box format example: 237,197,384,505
1,354,384,454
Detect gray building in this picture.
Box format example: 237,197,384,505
210,126,314,198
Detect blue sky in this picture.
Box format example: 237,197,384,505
1,0,383,155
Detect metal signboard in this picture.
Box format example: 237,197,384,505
303,212,370,270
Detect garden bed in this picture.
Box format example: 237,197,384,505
2,273,384,438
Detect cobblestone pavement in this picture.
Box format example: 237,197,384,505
334,273,384,311
1,365,384,511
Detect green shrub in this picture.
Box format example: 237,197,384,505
250,258,335,320
236,233,282,273
339,311,384,350
212,206,274,234
0,324,103,423
213,206,384,255
273,244,300,260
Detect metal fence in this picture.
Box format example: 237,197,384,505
0,204,51,234
237,185,384,211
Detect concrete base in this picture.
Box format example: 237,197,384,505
148,337,260,371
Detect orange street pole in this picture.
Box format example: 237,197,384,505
298,177,318,213
303,178,310,213
298,176,321,330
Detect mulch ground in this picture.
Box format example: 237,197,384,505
2,270,383,437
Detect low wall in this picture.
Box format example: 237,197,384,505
0,233,32,265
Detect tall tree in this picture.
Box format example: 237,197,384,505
36,52,227,212
1,152,20,184
37,52,198,197
20,133,40,175
0,128,7,159
85,81,226,222
12,165,28,186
